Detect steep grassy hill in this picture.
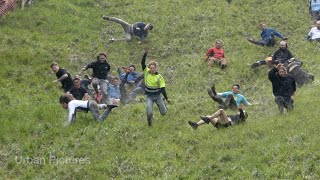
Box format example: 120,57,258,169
1,0,320,178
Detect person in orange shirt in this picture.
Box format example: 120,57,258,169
205,39,227,69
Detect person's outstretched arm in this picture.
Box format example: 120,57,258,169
268,66,278,81
141,48,148,70
273,29,287,40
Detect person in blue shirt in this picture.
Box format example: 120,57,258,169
102,16,153,44
117,65,139,85
246,22,288,47
207,84,251,110
107,77,121,105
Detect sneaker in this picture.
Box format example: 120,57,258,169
147,115,153,127
251,62,260,68
102,16,110,20
188,121,198,130
107,104,118,110
221,64,227,69
109,38,115,43
95,92,101,103
99,104,108,109
200,116,210,124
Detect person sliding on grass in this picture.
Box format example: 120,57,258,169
188,108,248,129
59,94,117,126
141,48,171,126
207,84,251,110
246,22,288,47
102,16,153,44
205,39,227,69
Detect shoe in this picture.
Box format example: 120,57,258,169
109,38,115,43
107,104,118,110
99,104,108,109
221,64,227,69
95,92,101,103
210,84,217,95
200,116,210,124
147,115,153,127
188,121,198,130
251,62,260,68
102,16,110,20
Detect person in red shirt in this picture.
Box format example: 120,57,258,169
205,40,227,69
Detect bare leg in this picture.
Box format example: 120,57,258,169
208,109,229,124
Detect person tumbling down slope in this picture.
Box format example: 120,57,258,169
207,84,251,110
246,22,288,47
102,16,153,44
188,108,248,129
59,94,117,126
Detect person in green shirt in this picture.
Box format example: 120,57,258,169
141,48,171,126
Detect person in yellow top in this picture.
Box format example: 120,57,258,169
250,55,273,68
141,48,171,126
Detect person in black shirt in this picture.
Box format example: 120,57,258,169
268,64,296,114
272,41,293,66
102,16,153,44
50,62,73,92
67,77,90,100
82,52,111,103
188,108,248,129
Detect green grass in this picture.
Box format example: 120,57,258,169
1,0,320,178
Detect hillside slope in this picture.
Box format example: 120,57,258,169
1,0,319,178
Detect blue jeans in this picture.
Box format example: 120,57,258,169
146,94,167,125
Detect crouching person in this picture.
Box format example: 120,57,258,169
59,94,117,126
188,108,248,129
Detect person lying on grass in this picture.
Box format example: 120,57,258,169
188,108,248,129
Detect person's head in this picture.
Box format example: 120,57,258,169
128,65,136,72
278,66,288,77
148,61,158,74
316,20,320,30
145,24,154,31
231,84,240,94
97,52,107,63
73,77,81,88
59,94,72,109
50,62,59,73
279,41,287,50
111,77,119,86
260,22,267,31
214,39,223,48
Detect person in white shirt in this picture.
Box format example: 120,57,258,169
307,20,320,42
59,94,117,125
